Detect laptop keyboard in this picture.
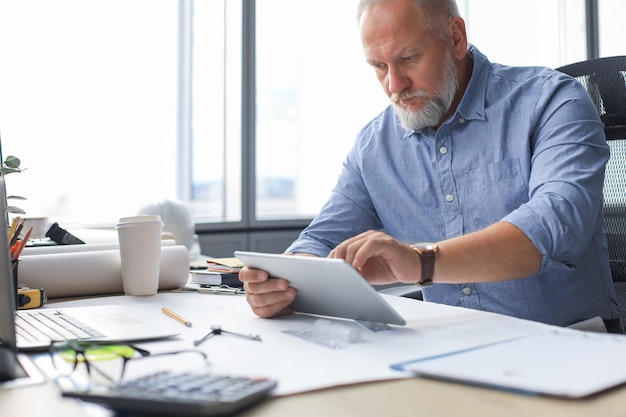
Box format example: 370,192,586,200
62,370,277,416
15,310,105,345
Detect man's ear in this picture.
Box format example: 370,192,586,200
448,16,468,60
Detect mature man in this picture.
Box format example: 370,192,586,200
240,0,620,332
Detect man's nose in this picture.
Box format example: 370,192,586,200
387,64,411,95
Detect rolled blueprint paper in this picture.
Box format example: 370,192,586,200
17,245,189,298
21,239,176,256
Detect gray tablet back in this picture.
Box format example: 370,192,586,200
234,251,406,326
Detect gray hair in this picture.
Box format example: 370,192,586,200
357,0,460,40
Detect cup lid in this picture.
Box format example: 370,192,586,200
118,215,162,224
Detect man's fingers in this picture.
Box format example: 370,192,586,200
243,277,296,318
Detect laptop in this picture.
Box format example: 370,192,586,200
0,178,180,353
234,251,407,326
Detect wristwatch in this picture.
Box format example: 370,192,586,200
409,242,439,287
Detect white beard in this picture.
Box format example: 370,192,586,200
391,51,458,130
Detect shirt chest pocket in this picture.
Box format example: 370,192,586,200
461,158,528,230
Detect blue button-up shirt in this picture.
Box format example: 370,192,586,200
286,45,618,327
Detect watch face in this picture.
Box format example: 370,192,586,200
415,242,438,252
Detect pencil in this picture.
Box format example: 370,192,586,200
8,216,19,243
161,307,192,327
12,227,32,261
9,219,24,246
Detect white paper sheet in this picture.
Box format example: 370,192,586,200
49,292,551,396
393,329,626,398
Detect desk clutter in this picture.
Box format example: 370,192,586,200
189,257,243,288
38,291,626,401
17,241,189,298
8,216,44,310
8,216,33,264
8,289,626,417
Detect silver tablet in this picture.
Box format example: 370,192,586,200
234,251,406,326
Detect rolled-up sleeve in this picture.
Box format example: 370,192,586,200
502,75,609,268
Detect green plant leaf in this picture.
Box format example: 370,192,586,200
4,155,21,169
1,155,24,176
0,166,21,175
1,154,27,214
6,206,26,214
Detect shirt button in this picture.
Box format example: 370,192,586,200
459,117,466,124
439,146,448,154
445,194,454,202
462,287,472,295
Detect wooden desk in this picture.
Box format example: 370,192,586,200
242,378,626,417
4,372,626,417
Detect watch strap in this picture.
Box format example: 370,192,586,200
410,243,438,286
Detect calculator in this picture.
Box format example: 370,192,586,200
62,370,278,416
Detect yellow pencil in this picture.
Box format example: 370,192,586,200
161,307,192,327
7,216,19,243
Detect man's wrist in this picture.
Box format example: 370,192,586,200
409,242,439,287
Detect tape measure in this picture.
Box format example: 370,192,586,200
17,286,47,310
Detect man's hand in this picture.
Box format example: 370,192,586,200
239,265,296,318
329,230,421,285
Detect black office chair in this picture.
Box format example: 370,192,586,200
556,56,626,332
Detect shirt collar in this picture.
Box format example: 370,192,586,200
455,44,489,123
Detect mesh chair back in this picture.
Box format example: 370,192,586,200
604,140,626,282
557,56,626,140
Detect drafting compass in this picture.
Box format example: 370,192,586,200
194,325,261,346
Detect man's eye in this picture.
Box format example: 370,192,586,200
372,62,387,71
401,55,415,63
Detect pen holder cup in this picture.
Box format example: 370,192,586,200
12,259,19,309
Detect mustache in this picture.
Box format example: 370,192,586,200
390,90,429,104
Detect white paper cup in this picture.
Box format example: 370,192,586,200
116,215,163,296
21,216,50,239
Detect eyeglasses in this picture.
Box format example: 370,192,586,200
48,341,209,391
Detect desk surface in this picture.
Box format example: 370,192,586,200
4,363,626,417
243,378,626,417
3,292,626,417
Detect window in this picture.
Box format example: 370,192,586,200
254,0,388,221
0,0,616,231
598,0,626,57
187,0,242,223
458,0,586,68
0,0,180,225
253,0,587,222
